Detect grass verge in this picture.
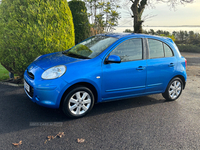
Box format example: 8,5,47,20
0,64,9,81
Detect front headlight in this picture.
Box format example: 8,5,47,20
41,65,66,80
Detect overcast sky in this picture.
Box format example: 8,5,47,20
119,0,200,27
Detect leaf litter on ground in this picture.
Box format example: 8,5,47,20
12,140,22,147
77,138,85,143
44,132,65,144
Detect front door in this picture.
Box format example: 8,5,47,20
101,38,147,101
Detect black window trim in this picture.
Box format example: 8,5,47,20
162,42,165,57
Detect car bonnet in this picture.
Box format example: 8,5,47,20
34,52,82,70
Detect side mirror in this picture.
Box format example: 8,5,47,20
105,55,121,64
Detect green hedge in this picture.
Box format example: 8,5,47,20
0,0,75,77
177,44,200,53
68,0,90,44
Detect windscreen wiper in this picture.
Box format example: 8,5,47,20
62,49,71,54
63,53,90,59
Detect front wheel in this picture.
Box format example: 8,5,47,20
62,86,95,118
162,77,183,101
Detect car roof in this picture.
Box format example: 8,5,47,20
100,33,172,42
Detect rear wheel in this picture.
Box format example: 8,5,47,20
62,86,95,118
162,77,183,101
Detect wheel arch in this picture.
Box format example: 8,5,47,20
169,75,186,90
59,82,98,109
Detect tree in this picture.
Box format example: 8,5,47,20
0,0,75,77
149,29,155,35
179,31,185,42
68,0,90,44
129,0,194,33
83,0,120,34
130,0,147,33
102,2,121,32
124,29,133,33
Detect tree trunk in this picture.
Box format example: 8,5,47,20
130,0,147,33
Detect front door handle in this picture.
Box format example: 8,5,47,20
136,66,145,70
169,63,175,67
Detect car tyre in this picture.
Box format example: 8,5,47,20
62,86,95,118
162,77,183,101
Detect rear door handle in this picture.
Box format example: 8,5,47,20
136,66,145,70
169,63,175,67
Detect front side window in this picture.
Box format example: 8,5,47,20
63,35,117,59
148,39,164,59
110,38,143,62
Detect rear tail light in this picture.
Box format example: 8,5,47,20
185,59,187,68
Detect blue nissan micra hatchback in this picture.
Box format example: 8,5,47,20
24,33,187,118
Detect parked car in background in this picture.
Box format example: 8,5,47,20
24,33,187,118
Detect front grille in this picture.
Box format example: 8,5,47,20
27,70,34,79
25,81,34,98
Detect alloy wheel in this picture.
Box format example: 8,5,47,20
68,91,91,115
168,80,182,99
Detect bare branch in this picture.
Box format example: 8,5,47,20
143,13,157,20
156,0,194,9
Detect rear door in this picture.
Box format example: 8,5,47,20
146,38,177,93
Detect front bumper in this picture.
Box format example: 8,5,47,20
24,66,68,109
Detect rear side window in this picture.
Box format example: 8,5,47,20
164,43,173,57
148,39,174,58
110,38,143,62
148,39,164,58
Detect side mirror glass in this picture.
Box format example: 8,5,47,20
106,55,121,64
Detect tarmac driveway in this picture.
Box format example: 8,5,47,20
0,52,200,150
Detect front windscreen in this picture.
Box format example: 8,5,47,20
63,35,117,59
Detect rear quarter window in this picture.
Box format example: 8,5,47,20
164,43,174,57
148,39,164,58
